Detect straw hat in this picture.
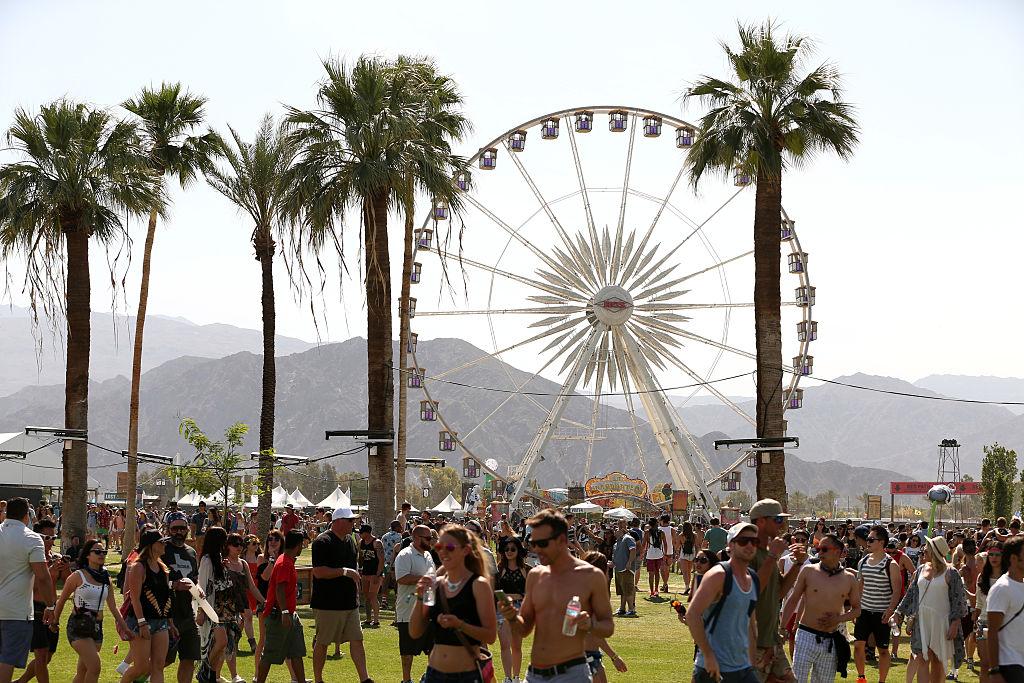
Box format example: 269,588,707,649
924,534,950,562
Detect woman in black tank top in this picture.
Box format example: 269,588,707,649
496,536,528,682
409,524,498,683
358,525,385,628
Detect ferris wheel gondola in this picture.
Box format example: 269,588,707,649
403,106,817,513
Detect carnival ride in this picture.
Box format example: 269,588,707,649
404,107,816,514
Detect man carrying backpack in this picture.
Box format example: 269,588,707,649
853,525,902,683
685,522,761,683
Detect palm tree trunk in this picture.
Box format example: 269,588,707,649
364,189,395,533
753,174,786,506
396,180,415,507
256,232,276,537
125,206,158,551
63,220,90,542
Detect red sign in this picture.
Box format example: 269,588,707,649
598,298,631,310
889,481,982,495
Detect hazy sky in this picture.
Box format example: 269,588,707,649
2,0,1022,387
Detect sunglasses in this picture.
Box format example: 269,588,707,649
732,536,760,547
695,557,711,565
989,551,1002,556
92,549,108,555
170,527,188,533
434,542,460,553
772,515,786,524
529,536,556,549
867,537,881,543
41,535,55,541
503,546,518,552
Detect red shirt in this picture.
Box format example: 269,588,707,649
280,512,299,535
262,553,297,616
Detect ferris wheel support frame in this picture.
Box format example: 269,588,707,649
508,326,606,508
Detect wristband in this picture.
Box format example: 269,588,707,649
282,610,290,615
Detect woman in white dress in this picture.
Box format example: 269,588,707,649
896,535,969,683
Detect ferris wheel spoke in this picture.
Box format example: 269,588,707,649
503,140,601,290
660,353,756,427
610,114,639,283
675,250,754,283
564,115,605,275
635,301,800,311
454,253,589,301
416,305,584,317
626,242,684,292
583,364,606,481
670,187,746,252
610,332,652,485
463,193,583,289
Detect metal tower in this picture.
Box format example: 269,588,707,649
936,438,963,522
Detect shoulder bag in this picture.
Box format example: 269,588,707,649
437,578,495,683
67,572,105,641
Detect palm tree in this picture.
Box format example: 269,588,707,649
121,83,222,550
683,21,859,505
287,56,465,532
394,58,471,505
206,115,296,536
0,101,161,540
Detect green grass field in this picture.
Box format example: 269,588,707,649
36,551,982,683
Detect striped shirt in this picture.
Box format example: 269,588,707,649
858,555,894,612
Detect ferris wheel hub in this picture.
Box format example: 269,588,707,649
588,285,634,327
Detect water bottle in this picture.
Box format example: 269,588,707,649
562,595,582,636
422,568,437,607
889,618,900,637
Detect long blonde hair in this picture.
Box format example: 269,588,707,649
440,523,491,581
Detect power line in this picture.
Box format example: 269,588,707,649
801,374,1024,407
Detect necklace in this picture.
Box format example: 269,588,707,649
445,574,468,592
821,563,845,577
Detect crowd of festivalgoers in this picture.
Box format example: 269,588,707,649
0,496,1021,683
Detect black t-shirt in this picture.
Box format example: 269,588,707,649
162,542,198,619
310,530,358,610
191,512,207,536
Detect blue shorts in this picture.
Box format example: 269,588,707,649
126,615,171,635
0,619,33,668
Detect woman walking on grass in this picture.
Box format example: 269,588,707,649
496,536,529,683
121,530,173,683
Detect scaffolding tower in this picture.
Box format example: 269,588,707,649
936,438,963,523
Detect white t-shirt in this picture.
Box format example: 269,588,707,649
394,545,434,623
0,519,45,620
986,573,1024,667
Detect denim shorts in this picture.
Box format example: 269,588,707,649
0,619,33,668
525,662,593,682
420,666,484,683
126,615,170,635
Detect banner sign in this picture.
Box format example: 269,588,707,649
585,472,648,499
889,481,981,495
671,490,688,513
866,495,882,519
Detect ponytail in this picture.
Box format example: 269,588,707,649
440,523,492,581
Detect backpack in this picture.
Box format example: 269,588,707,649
857,554,894,594
704,561,760,634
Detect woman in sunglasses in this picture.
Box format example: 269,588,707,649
411,524,497,683
120,529,173,683
975,541,1003,683
241,534,262,653
221,532,265,683
691,550,720,595
496,536,528,683
51,539,131,683
253,530,284,677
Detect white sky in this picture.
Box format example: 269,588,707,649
2,0,1023,388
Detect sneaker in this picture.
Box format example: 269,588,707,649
625,610,638,617
967,660,975,673
233,677,246,683
614,609,627,616
504,678,514,683
857,677,867,683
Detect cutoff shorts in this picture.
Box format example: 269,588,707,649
313,607,362,644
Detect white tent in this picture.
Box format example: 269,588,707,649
288,488,314,508
316,486,351,509
271,485,290,508
0,432,101,490
207,488,236,504
602,506,637,521
430,492,462,514
570,501,602,514
177,490,202,506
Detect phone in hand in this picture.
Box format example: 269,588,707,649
494,590,509,604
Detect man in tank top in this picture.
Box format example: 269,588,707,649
659,514,676,593
686,522,761,683
782,534,861,683
852,525,901,683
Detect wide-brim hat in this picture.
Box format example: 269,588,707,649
925,534,950,561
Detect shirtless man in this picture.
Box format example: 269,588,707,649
500,509,614,683
782,534,862,683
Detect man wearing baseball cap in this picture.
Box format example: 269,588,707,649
749,499,802,683
310,507,374,683
686,522,761,683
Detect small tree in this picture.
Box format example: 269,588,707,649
174,418,250,523
981,443,1017,519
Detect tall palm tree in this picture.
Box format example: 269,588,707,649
121,83,222,550
0,101,161,540
684,21,859,505
394,58,471,505
287,56,463,532
206,115,296,536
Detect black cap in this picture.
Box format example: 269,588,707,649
138,529,164,552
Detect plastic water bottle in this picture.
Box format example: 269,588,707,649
562,595,582,636
423,568,437,606
889,618,900,637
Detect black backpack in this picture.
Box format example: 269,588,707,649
857,554,894,594
704,561,761,634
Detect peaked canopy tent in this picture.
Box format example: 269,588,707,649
0,432,101,495
317,486,351,509
430,492,463,514
288,488,314,508
271,485,290,508
602,506,637,521
569,501,603,514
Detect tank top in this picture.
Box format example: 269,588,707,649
660,526,675,555
859,555,894,612
135,561,172,619
496,566,526,597
696,573,757,673
428,574,482,646
646,529,665,560
256,559,271,596
73,570,107,613
360,539,380,575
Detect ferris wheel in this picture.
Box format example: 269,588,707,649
404,106,816,513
